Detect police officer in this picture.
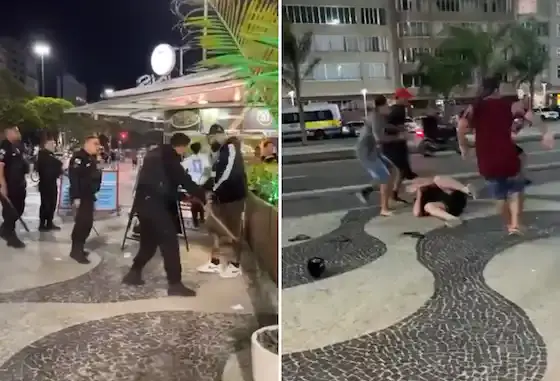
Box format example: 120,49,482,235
122,132,206,297
37,136,63,231
68,135,102,264
0,126,29,248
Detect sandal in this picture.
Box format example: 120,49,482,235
507,226,525,236
380,210,394,217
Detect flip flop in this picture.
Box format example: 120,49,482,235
508,227,524,236
380,210,394,217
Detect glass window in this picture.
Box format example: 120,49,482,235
344,36,360,52
557,65,560,79
367,63,387,78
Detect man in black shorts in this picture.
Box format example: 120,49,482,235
407,175,474,227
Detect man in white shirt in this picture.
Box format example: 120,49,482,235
183,142,212,227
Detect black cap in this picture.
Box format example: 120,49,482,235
207,124,225,136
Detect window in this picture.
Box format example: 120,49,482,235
360,8,386,25
399,48,430,63
402,73,423,87
557,65,560,79
557,24,560,37
556,48,560,57
312,35,360,52
311,63,361,80
523,21,549,37
282,110,334,124
557,1,560,15
363,36,389,52
397,22,430,37
396,0,424,11
343,36,360,52
283,5,357,24
313,35,345,51
366,63,387,78
435,0,460,12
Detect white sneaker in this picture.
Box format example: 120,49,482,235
219,264,241,278
197,262,219,273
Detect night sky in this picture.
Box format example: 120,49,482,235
0,0,195,101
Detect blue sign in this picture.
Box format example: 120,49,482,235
58,170,118,211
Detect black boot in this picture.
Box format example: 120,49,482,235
168,282,196,297
45,222,61,231
6,234,25,249
122,269,145,286
70,245,90,264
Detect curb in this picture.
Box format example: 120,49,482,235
283,134,547,165
282,162,560,201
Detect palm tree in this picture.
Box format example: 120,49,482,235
282,22,320,144
416,52,472,119
505,19,549,107
185,0,279,126
437,24,511,85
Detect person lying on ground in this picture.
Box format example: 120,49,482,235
406,175,474,227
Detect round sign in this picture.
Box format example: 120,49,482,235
150,44,176,76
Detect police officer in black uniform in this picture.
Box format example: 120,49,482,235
68,135,102,264
0,126,29,248
122,133,206,297
37,136,63,231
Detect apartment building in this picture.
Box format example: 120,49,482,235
283,0,517,104
0,37,39,95
56,73,87,105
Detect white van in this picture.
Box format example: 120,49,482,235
281,103,342,140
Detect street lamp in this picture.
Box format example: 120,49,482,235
32,42,51,96
360,88,368,117
288,90,295,106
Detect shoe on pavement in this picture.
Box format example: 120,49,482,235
219,264,241,279
6,235,25,249
168,282,196,297
122,269,145,286
197,261,219,273
69,250,90,264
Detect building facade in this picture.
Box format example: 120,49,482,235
0,37,39,95
56,73,87,105
283,0,518,104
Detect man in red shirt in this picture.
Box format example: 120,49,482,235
457,76,553,234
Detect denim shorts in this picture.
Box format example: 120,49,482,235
362,154,393,183
485,176,525,200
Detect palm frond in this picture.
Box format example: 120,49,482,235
184,0,278,127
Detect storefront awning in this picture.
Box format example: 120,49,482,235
66,68,246,122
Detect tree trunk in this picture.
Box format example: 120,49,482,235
294,75,307,145
529,81,535,109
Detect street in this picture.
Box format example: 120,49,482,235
282,157,560,218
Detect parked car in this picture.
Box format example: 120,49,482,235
533,107,559,121
342,121,364,137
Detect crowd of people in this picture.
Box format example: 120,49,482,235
0,122,270,297
357,77,554,233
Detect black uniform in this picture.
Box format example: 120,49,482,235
36,148,63,230
124,144,205,295
0,139,29,248
68,149,102,263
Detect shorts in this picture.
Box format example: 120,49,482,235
485,176,525,200
362,154,393,183
419,186,467,217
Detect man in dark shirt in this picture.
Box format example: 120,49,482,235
37,137,63,231
383,88,417,202
0,126,28,248
458,76,554,234
200,124,247,278
68,136,102,263
122,133,207,297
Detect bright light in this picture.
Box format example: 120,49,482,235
33,42,51,57
288,91,295,97
360,88,367,96
104,88,115,97
327,19,340,25
119,131,128,140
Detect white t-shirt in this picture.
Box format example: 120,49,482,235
183,153,212,185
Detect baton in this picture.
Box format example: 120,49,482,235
0,193,30,233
